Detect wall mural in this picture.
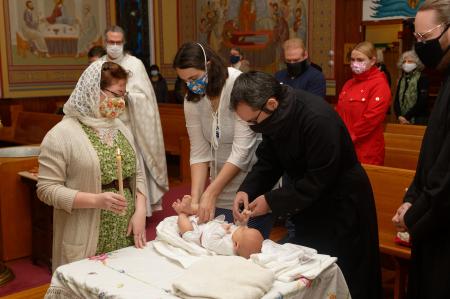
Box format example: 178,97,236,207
195,0,308,72
0,0,113,98
363,0,425,21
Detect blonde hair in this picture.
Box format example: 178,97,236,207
353,41,377,60
419,0,450,24
283,38,306,51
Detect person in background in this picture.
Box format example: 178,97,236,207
394,50,429,125
275,38,326,98
230,48,250,72
231,71,381,299
392,1,450,298
100,25,168,215
37,61,147,272
87,45,106,64
174,76,188,104
173,42,272,238
149,64,169,103
376,48,392,87
336,41,391,166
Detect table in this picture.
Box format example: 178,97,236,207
47,242,350,299
0,157,37,261
18,171,53,272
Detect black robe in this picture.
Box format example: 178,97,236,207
404,68,450,299
239,87,382,299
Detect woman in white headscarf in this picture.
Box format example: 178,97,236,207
37,61,148,272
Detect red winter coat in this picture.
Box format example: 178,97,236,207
336,66,391,165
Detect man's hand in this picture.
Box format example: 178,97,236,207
248,195,270,217
392,202,412,232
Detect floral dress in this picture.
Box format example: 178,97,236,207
81,124,136,254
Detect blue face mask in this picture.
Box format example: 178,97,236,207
186,72,208,95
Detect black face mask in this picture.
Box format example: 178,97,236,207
286,60,307,78
415,25,450,69
230,55,240,64
249,108,276,133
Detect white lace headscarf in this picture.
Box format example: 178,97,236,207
63,60,121,129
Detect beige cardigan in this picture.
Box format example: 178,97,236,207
37,117,147,272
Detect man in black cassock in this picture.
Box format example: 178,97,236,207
392,1,450,298
230,71,382,299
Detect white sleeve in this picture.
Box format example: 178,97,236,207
184,100,212,165
204,225,235,256
226,115,258,171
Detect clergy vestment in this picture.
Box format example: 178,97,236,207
239,86,382,299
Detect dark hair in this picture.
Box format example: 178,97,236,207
104,25,126,44
173,42,228,102
230,71,283,110
100,62,128,89
149,64,160,72
26,1,32,7
88,46,106,59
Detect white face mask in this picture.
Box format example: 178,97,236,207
402,62,417,73
106,44,123,59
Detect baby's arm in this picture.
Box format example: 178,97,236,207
177,213,194,235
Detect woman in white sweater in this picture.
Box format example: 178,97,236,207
37,61,148,271
173,42,272,238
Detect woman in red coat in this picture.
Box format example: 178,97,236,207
336,41,391,165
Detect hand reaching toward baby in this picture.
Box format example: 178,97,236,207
235,208,251,226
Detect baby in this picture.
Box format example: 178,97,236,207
172,195,263,258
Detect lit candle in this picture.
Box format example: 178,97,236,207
116,148,124,197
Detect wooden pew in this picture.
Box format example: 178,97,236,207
0,111,62,145
13,112,63,145
384,123,426,137
384,147,419,170
384,132,422,152
158,104,190,183
364,164,414,299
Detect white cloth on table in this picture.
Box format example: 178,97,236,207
46,242,350,299
172,255,274,299
251,240,337,281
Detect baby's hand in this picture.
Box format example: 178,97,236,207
221,223,231,232
235,209,251,226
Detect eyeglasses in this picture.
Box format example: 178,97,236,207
246,99,271,125
103,88,128,98
106,41,123,46
413,23,448,43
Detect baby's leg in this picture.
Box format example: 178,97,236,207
173,195,198,215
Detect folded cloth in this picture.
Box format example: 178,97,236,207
152,241,202,268
394,231,411,247
251,240,337,281
172,256,274,299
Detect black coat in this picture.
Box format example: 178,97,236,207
404,68,450,299
239,87,382,299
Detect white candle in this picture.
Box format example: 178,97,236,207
116,148,124,197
